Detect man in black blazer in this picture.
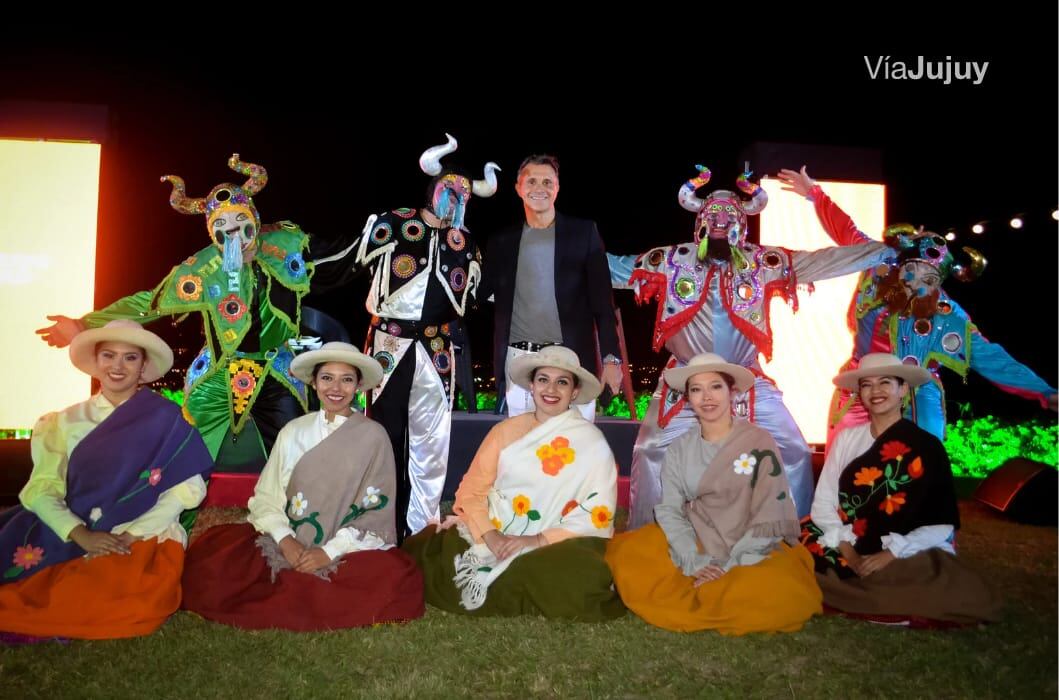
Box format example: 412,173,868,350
481,154,622,419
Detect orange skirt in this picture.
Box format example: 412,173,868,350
0,538,184,639
606,523,822,634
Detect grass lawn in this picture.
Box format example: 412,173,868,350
1,501,1055,699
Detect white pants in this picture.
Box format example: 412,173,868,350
504,346,596,421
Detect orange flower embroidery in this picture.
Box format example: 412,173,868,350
490,517,502,530
538,438,575,475
853,466,884,487
591,505,613,529
837,507,848,523
561,500,579,517
852,518,868,536
880,440,911,462
879,492,907,515
512,495,531,516
907,457,924,479
542,455,565,476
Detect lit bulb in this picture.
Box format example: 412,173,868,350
971,223,985,234
1010,217,1023,229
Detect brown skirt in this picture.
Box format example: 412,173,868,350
816,548,1001,625
182,523,424,631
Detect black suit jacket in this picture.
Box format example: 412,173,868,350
480,212,620,388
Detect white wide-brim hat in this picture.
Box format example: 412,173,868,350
833,352,931,391
663,352,755,393
289,341,384,391
508,345,602,405
69,320,174,383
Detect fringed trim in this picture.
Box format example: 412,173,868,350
254,535,344,583
749,520,801,545
452,549,489,611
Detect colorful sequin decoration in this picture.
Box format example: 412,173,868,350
284,252,307,279
392,254,417,279
392,208,417,219
374,351,395,374
371,222,393,245
402,220,425,242
433,350,451,374
186,348,212,388
229,358,264,414
177,274,203,302
450,267,467,292
446,228,466,251
218,293,248,323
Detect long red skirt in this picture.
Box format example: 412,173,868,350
0,538,185,639
181,523,424,631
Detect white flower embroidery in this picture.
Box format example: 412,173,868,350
89,507,103,523
290,492,309,517
733,453,757,475
362,486,382,508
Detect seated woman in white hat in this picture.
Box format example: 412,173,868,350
801,352,1000,626
606,353,821,634
0,320,213,640
181,342,424,630
402,345,623,619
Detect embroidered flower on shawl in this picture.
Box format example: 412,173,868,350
12,545,44,570
89,507,103,523
490,517,503,530
733,453,757,475
512,495,532,516
852,518,868,536
290,492,309,517
562,500,579,517
362,486,382,508
879,440,911,462
538,438,576,476
148,468,163,486
541,456,565,476
591,506,613,529
853,466,884,487
907,457,924,480
879,492,907,515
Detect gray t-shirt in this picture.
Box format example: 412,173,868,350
509,223,563,344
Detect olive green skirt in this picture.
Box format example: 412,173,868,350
402,526,626,621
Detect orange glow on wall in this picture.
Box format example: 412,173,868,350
0,140,100,430
758,177,885,444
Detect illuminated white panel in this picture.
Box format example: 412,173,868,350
758,177,885,444
0,140,100,430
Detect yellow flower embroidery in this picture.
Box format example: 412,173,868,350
512,495,531,516
591,506,613,529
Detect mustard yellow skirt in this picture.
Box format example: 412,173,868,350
606,524,821,634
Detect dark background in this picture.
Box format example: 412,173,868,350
2,31,1055,421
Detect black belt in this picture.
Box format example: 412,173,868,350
510,341,560,352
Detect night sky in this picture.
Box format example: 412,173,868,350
2,33,1055,421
